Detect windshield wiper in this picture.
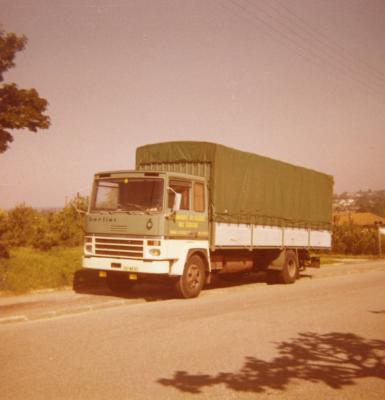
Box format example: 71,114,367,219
124,202,145,211
115,203,151,214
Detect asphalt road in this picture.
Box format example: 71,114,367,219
1,260,384,399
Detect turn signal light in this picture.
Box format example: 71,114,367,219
147,240,161,246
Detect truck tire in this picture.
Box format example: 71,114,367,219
175,254,206,298
106,271,135,293
278,250,298,284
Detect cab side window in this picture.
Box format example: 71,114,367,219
193,182,205,212
168,180,191,210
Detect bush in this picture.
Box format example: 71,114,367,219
49,204,85,247
1,196,87,251
0,241,10,259
32,233,58,251
332,224,380,255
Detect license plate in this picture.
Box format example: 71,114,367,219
124,266,139,272
129,273,138,281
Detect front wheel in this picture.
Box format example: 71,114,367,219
175,255,206,298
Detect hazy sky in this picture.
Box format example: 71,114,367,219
1,0,385,209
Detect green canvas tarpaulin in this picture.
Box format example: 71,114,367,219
136,141,333,229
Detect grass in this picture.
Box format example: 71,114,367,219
0,247,82,294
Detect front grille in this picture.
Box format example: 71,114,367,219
110,225,128,233
94,237,144,259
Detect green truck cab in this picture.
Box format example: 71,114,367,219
83,142,333,298
83,170,210,298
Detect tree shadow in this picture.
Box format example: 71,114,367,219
158,332,385,394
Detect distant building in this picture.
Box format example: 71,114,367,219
333,212,385,227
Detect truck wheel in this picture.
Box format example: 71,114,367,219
175,255,206,298
279,251,298,284
106,271,135,293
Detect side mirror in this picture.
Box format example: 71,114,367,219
173,193,182,212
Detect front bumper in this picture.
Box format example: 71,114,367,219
82,256,171,275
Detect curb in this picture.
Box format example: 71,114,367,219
0,315,28,324
0,298,142,325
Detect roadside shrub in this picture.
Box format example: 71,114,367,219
0,241,10,259
1,196,87,251
49,204,85,247
0,209,7,237
3,204,40,247
32,233,58,251
332,224,379,255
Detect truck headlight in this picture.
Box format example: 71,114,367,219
84,237,94,254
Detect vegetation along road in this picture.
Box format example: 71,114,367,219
1,260,384,399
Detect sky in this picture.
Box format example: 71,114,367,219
1,0,385,209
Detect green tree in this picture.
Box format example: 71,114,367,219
0,209,9,258
355,190,385,218
0,29,50,153
3,204,41,246
332,224,379,255
49,196,87,247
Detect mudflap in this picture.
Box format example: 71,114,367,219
308,256,321,268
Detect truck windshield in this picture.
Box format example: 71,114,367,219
92,178,164,212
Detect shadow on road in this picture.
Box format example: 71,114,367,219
72,270,176,302
157,332,385,394
72,270,312,302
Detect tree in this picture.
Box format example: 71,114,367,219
332,224,378,255
3,204,40,247
48,196,87,247
0,209,9,258
0,28,50,153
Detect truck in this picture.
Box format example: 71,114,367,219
82,141,333,298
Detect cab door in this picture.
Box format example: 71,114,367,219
167,178,208,240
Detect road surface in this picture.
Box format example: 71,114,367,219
1,260,385,399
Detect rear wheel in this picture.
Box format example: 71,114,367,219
175,255,206,298
279,251,298,284
106,271,135,293
266,251,298,285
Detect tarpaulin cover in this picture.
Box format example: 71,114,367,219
136,141,333,228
